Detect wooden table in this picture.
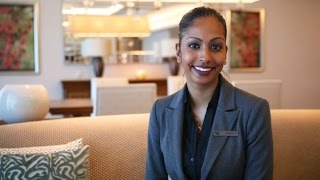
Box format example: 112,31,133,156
61,80,91,98
49,98,93,117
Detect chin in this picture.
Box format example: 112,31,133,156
192,75,218,86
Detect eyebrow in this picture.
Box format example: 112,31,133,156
186,36,225,42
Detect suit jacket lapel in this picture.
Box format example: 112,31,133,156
165,86,187,179
201,77,239,180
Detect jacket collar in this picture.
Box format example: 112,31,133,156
201,76,239,179
165,84,186,179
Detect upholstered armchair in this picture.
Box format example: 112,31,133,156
92,83,156,116
90,78,129,116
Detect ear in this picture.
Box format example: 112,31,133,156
176,43,181,63
224,45,228,65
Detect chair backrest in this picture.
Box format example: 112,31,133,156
91,77,128,90
167,76,186,95
95,83,157,116
232,79,282,109
90,78,128,116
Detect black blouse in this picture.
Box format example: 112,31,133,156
182,80,221,180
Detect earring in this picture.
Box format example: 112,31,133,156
177,57,181,63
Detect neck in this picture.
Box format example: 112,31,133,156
188,78,218,105
187,78,219,123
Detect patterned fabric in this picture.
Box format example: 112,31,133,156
0,144,89,180
0,138,83,155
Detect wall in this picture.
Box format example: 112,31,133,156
0,0,82,100
0,0,319,108
234,0,320,108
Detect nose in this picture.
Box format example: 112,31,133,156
199,46,211,63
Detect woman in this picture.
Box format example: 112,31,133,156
145,6,273,180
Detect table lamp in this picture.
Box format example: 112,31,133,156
81,38,108,77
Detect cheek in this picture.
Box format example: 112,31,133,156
213,49,227,65
216,53,227,65
180,53,196,66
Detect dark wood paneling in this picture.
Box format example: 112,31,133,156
61,80,90,98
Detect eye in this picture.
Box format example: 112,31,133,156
188,43,200,49
211,43,223,51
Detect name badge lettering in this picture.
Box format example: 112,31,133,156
213,130,238,137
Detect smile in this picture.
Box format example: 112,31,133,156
194,66,213,72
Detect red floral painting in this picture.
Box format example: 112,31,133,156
230,10,262,70
0,4,36,72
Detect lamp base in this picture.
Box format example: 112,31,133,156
92,57,104,77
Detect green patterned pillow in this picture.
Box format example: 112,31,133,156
0,145,89,179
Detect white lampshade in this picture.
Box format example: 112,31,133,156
69,15,150,37
81,38,109,57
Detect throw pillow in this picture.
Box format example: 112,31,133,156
0,139,89,180
0,138,83,155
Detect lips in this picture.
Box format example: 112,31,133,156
193,65,214,75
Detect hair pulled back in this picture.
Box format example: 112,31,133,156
178,6,227,44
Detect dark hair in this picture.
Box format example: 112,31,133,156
178,6,227,43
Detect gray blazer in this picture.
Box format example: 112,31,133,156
145,76,273,180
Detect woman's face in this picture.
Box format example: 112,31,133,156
176,16,227,87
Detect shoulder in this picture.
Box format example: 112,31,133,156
219,76,269,111
231,86,271,124
149,93,180,130
152,93,177,112
150,87,186,122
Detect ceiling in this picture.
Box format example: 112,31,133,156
62,0,260,16
62,0,261,36
63,0,179,15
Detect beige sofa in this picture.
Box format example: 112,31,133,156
1,110,320,180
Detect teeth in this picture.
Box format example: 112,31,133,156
194,66,211,72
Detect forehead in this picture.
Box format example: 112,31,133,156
184,16,225,39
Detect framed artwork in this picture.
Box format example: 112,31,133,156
228,9,265,72
0,2,39,74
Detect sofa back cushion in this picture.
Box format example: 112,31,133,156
271,109,320,180
1,110,320,180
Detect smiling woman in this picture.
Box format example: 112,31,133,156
145,6,273,180
176,11,227,89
